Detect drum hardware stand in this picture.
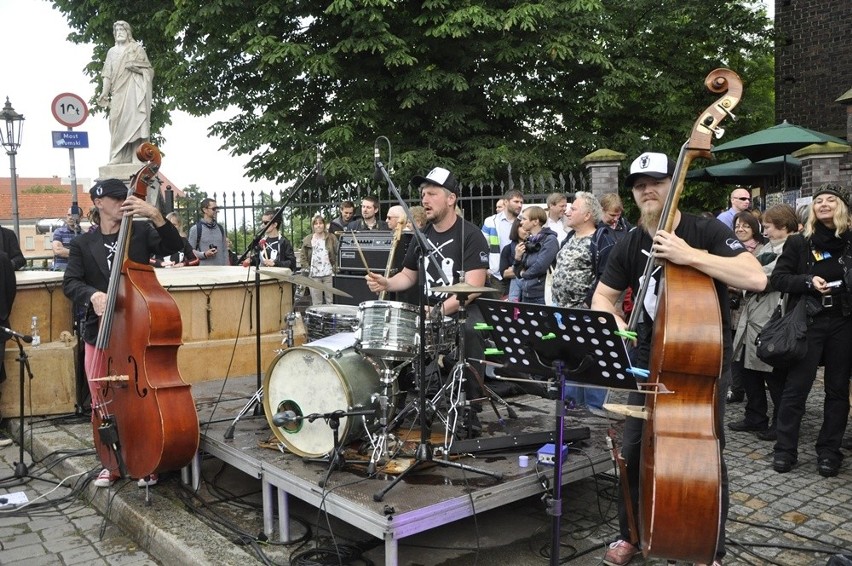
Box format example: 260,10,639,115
365,358,410,474
477,299,637,566
224,388,263,440
232,161,321,433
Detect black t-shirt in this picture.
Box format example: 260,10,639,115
402,217,490,305
599,213,746,367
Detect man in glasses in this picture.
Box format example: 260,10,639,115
188,198,228,265
716,187,752,229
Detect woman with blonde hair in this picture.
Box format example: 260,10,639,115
300,215,338,305
768,185,852,476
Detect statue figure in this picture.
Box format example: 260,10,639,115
97,21,154,165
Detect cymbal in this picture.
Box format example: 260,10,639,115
258,268,353,298
430,282,500,295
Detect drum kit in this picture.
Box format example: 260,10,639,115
260,279,502,476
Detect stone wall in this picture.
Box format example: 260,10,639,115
775,0,852,138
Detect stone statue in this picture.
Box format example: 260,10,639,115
97,21,154,165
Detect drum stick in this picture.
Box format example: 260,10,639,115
351,234,372,274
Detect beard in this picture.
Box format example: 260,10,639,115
638,202,662,233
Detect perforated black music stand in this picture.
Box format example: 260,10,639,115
477,299,637,566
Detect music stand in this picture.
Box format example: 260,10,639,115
477,299,636,566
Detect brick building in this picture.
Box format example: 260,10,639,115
775,0,852,139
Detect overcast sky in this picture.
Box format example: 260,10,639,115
1,0,774,196
1,0,281,196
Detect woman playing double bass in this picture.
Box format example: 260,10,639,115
591,152,767,566
63,178,185,488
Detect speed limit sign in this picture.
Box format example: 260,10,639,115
52,93,89,128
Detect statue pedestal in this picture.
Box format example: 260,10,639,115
98,163,141,183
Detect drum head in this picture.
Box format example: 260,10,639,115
262,341,379,457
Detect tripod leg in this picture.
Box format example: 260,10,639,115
224,389,263,440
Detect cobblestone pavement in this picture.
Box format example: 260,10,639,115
0,371,850,566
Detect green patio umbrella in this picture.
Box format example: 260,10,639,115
687,155,801,184
712,120,848,162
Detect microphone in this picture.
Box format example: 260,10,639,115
272,410,301,427
373,142,383,182
315,146,326,186
0,326,33,344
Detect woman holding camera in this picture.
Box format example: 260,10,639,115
512,206,558,304
768,186,852,476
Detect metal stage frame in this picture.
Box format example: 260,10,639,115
189,377,613,566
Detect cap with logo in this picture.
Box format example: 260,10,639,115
411,167,459,195
90,178,130,201
625,152,677,188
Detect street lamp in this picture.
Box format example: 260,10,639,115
0,97,25,240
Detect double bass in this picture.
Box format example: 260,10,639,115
89,143,200,480
626,69,743,563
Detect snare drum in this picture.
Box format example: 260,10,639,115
263,333,384,458
355,301,419,360
303,305,359,341
423,316,458,353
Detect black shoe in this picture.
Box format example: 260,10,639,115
772,455,796,473
727,419,767,432
726,390,745,403
817,458,840,478
755,427,777,441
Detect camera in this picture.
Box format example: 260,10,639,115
208,244,217,250
525,239,542,253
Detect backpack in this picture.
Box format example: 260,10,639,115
193,221,225,251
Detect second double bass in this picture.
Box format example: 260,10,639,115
593,69,767,564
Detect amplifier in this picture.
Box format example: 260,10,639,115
338,231,412,274
332,274,400,306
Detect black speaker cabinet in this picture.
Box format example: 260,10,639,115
338,231,412,274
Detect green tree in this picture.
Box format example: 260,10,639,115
53,0,773,209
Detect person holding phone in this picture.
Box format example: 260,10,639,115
188,198,228,265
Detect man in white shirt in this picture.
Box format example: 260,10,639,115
544,192,569,244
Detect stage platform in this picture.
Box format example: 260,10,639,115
189,375,614,566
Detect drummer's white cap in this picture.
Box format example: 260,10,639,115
411,167,459,195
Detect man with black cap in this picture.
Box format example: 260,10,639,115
591,152,767,566
63,178,184,489
366,166,490,435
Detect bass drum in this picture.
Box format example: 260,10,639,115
263,333,383,457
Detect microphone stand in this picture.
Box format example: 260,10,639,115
10,335,34,478
224,162,320,440
371,157,501,502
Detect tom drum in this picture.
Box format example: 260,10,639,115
355,300,418,360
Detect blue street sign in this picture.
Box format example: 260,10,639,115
52,131,89,148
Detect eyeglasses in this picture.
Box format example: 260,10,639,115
733,197,751,201
207,206,220,211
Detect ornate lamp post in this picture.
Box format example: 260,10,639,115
0,97,25,240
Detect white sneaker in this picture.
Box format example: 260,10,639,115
137,474,158,487
0,432,12,447
93,468,118,488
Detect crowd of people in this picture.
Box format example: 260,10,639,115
3,154,849,566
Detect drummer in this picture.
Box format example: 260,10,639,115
366,166,491,433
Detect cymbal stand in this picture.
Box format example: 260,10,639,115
224,388,263,440
441,295,474,452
